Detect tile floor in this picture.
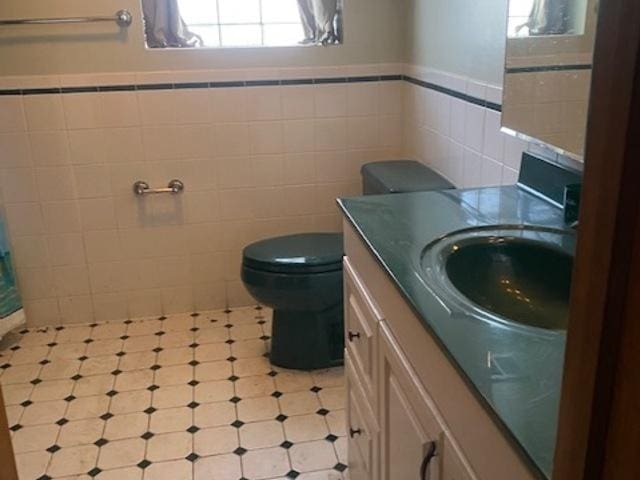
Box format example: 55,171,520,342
0,307,347,480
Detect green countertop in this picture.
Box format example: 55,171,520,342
338,185,571,479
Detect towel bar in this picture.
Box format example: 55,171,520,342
0,9,132,27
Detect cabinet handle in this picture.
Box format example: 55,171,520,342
349,427,362,438
420,441,437,480
348,331,361,341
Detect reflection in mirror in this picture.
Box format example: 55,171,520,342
502,0,597,160
142,0,344,48
507,0,590,37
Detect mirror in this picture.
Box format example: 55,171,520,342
502,0,598,160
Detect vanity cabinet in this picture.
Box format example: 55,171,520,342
343,221,537,480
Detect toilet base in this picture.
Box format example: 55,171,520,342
269,303,344,370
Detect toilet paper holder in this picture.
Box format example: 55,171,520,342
133,179,185,196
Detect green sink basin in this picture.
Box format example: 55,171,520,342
421,226,575,332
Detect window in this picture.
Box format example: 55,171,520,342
176,0,343,48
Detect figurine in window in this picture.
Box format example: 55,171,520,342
297,0,341,45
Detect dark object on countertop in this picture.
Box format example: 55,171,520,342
361,160,454,195
563,184,582,227
518,153,582,206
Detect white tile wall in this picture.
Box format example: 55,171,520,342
402,65,526,188
0,66,403,327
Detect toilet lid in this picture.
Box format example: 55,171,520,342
242,233,344,274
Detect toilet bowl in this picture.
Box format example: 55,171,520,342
240,160,453,370
241,233,344,370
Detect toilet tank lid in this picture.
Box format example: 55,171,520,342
243,233,343,272
361,160,454,193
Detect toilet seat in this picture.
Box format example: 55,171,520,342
242,233,343,274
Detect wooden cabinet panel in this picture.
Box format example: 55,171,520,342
344,257,383,409
0,384,19,480
379,321,443,480
346,350,380,480
441,435,476,480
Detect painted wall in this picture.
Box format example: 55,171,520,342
404,0,509,86
0,0,405,76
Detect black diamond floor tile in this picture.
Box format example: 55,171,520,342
141,431,155,440
334,462,348,472
233,447,247,456
186,452,199,462
280,440,293,449
46,444,61,453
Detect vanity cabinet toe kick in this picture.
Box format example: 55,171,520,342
342,220,537,480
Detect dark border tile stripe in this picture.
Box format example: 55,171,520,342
136,83,175,91
209,81,245,88
280,78,314,85
99,85,136,92
0,74,501,112
347,75,379,83
21,87,62,96
245,79,280,87
173,82,209,89
505,64,592,74
60,86,99,94
403,75,502,112
313,77,347,84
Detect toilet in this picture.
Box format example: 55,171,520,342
241,160,453,370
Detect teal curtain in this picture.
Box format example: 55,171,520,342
0,218,21,319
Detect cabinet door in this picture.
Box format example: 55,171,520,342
441,435,476,480
379,322,444,480
344,257,383,406
346,350,379,480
